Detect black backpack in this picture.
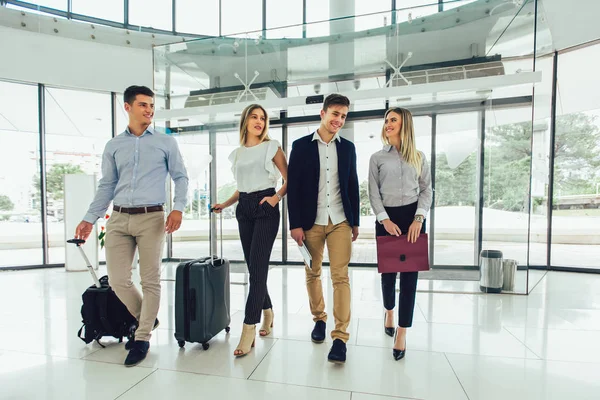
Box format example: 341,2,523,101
78,275,137,347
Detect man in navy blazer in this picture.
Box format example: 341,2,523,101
287,93,360,364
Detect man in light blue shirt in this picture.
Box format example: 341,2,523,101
75,85,188,367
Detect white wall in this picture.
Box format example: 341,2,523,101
0,25,152,93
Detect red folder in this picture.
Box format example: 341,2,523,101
376,233,430,273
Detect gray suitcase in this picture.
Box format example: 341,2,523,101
174,213,231,349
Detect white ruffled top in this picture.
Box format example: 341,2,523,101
228,139,281,193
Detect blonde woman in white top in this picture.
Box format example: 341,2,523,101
213,104,287,357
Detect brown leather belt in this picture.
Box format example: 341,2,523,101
113,205,164,214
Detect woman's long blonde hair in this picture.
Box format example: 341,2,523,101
239,104,270,145
381,107,422,176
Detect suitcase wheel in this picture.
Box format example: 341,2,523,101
202,343,209,350
178,341,185,348
225,326,231,333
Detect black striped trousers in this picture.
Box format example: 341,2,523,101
236,188,280,325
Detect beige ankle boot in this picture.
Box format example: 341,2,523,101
259,308,274,337
233,324,256,357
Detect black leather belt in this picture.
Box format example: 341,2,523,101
113,205,164,214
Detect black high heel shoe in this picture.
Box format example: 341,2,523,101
384,312,394,337
393,328,406,361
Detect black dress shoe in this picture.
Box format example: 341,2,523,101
328,339,347,364
311,320,326,343
393,329,406,361
124,341,150,367
126,318,160,350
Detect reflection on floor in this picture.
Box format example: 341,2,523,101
0,265,598,400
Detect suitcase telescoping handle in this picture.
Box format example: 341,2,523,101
209,206,223,265
67,239,102,288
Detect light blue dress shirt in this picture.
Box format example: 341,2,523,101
83,126,189,223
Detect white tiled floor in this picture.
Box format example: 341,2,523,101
1,266,600,400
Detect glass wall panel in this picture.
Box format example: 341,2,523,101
44,88,112,264
0,81,42,267
6,2,66,17
31,0,66,10
129,0,172,31
266,0,303,38
395,0,438,24
528,55,555,268
72,0,123,22
443,0,477,11
434,112,478,266
176,0,219,36
551,43,600,270
306,0,330,37
355,0,391,32
483,105,531,293
154,2,540,290
171,130,210,260
221,0,263,38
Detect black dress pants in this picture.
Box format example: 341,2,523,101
377,202,426,328
236,188,280,325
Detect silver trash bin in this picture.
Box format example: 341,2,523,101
502,259,518,292
479,250,503,293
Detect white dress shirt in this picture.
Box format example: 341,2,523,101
313,131,347,226
228,140,281,193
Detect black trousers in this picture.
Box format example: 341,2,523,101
236,188,280,325
376,202,426,328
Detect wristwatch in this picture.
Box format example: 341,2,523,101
414,214,424,223
275,193,282,201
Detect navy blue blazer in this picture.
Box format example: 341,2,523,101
287,133,360,231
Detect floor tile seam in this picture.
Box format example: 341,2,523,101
501,327,544,360
351,390,425,400
443,352,472,400
114,368,159,400
247,337,280,380
245,375,355,397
